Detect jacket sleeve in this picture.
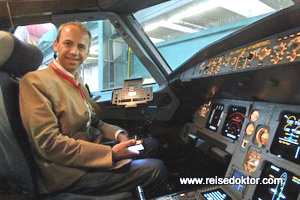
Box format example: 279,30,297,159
97,120,123,141
19,73,113,168
82,84,124,141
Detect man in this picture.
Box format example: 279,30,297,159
19,21,167,197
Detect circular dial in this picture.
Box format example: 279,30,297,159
245,123,255,136
250,110,260,122
256,127,269,146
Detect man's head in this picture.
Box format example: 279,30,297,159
54,21,91,75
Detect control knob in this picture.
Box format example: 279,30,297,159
272,44,285,55
241,51,249,58
287,40,300,53
256,48,262,55
256,47,269,60
219,57,226,63
241,51,254,60
224,56,231,66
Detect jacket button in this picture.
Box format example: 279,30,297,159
85,111,89,116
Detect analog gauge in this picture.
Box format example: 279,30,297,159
256,127,269,147
245,123,255,136
243,149,261,173
250,110,260,122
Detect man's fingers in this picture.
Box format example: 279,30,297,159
121,139,136,147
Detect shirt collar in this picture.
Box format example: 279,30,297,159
53,61,81,82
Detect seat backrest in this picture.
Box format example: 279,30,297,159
0,30,43,198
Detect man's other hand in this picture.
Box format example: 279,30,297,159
112,139,139,161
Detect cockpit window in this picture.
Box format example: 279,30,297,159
80,20,155,92
14,21,154,93
133,0,294,70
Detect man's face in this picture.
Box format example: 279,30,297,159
54,25,90,75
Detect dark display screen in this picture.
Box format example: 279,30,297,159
252,161,300,200
231,169,247,193
270,111,300,165
221,106,246,140
206,104,224,131
201,188,232,200
128,82,139,86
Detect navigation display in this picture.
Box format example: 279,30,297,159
221,106,246,140
231,169,247,194
270,111,300,164
201,188,232,200
252,161,300,200
206,104,224,131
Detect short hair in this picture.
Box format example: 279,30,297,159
56,21,92,50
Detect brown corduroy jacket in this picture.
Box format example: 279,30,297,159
19,66,122,194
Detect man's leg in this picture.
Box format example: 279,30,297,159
65,158,168,198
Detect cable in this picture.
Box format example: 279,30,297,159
6,0,15,32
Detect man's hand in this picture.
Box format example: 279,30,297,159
112,139,139,161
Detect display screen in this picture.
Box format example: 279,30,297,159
231,169,247,193
270,111,300,165
221,106,246,140
252,161,300,200
206,104,224,131
128,81,139,86
201,188,232,200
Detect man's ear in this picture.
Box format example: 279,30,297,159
53,39,58,52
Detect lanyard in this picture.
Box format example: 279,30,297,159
50,62,85,100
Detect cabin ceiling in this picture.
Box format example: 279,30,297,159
133,0,295,43
0,0,168,29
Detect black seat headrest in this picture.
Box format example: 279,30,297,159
0,30,43,76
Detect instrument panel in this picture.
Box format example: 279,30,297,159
180,27,300,81
190,99,300,199
161,6,300,200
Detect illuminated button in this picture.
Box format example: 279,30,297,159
250,110,260,122
246,123,255,135
242,139,249,148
